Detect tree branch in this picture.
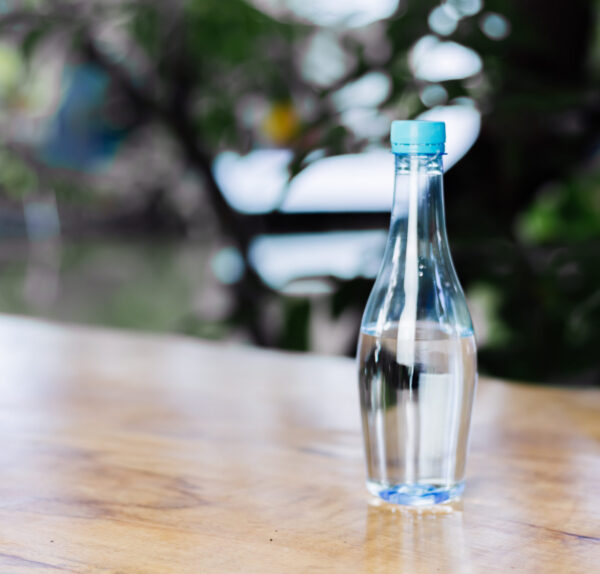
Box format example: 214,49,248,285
81,20,274,345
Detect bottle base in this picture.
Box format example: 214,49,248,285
367,480,464,506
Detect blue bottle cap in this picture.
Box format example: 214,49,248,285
390,120,446,154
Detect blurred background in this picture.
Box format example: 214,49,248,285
0,0,598,384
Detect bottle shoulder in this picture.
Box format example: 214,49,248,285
361,261,474,337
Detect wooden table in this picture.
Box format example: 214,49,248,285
0,316,597,573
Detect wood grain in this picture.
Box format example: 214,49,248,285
0,315,597,573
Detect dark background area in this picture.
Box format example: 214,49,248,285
0,0,598,384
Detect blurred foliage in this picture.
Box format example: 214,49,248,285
517,170,600,243
0,0,598,383
0,240,211,331
0,147,38,198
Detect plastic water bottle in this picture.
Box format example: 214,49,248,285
357,121,477,506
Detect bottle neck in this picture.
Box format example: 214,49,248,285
390,153,448,251
360,151,473,340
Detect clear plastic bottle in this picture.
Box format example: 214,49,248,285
357,120,477,506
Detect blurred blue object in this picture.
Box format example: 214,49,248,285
37,65,130,170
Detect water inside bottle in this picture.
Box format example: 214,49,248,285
358,321,477,505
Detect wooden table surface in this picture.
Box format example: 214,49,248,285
0,316,598,573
